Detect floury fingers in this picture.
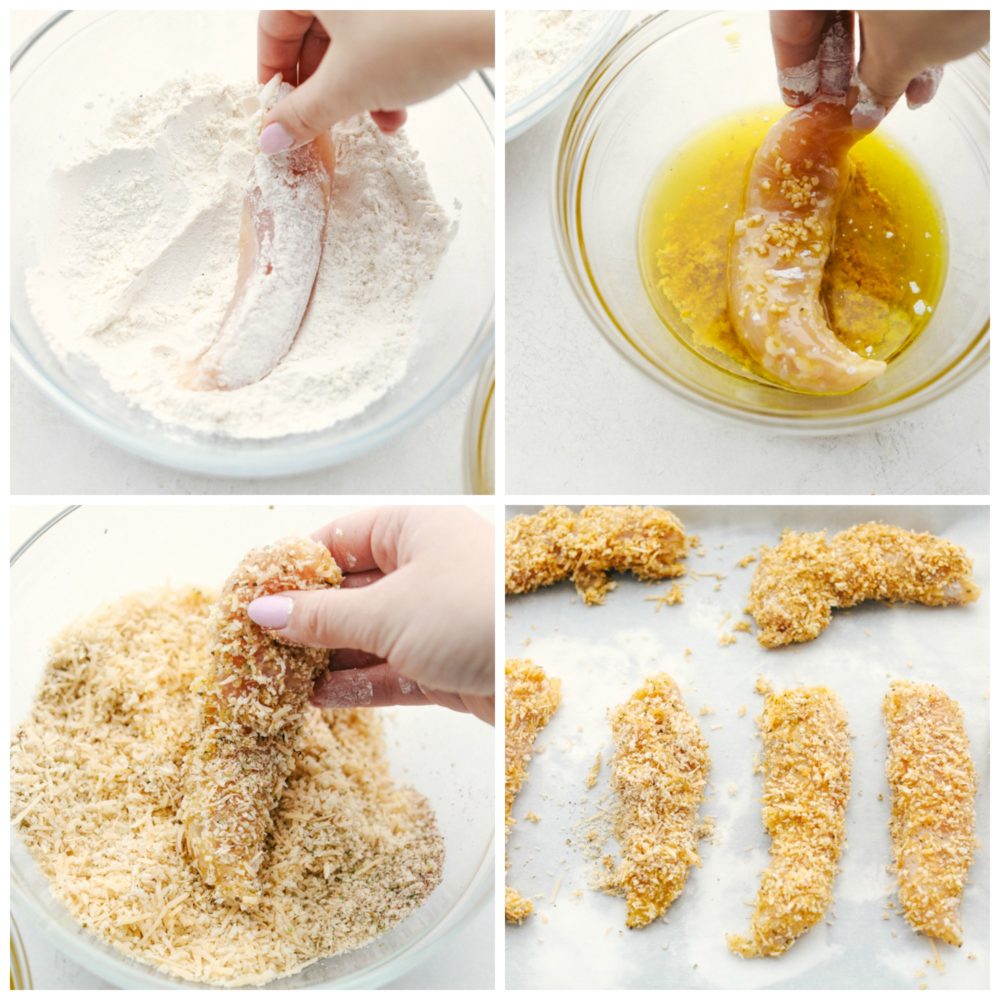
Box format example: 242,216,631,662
609,674,710,929
505,659,562,925
179,537,341,907
747,522,980,647
884,681,976,946
505,505,689,605
729,685,851,957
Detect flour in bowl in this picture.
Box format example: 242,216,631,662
505,9,612,108
26,77,456,439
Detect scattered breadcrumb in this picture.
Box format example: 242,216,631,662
747,523,979,647
699,706,714,717
684,648,693,658
608,674,710,929
728,686,851,958
718,634,737,646
586,751,603,790
646,582,685,611
505,659,562,925
505,506,689,605
737,553,758,568
733,621,752,634
10,588,443,987
524,811,541,823
884,680,976,946
727,783,738,797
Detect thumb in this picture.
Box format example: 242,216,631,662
248,584,390,654
260,56,357,152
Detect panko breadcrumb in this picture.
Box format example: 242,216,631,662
884,681,976,946
729,686,851,958
180,537,342,908
506,506,689,605
505,658,562,925
10,588,443,987
747,523,979,647
609,673,710,929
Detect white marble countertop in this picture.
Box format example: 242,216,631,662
10,10,484,497
505,77,988,496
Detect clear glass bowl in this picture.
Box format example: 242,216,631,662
10,12,494,477
506,11,629,142
10,917,32,990
463,358,495,494
554,10,989,433
10,507,494,989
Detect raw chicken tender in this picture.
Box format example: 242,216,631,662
729,99,886,393
186,77,335,391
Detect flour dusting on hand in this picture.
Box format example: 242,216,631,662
26,76,455,439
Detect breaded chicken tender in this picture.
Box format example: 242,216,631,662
505,506,689,605
729,686,851,957
747,523,979,647
505,658,561,924
180,537,342,908
610,673,710,928
728,687,852,958
884,681,976,946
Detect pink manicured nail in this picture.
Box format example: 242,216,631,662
260,122,294,154
248,595,293,629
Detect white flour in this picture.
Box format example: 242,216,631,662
26,77,455,440
505,9,611,108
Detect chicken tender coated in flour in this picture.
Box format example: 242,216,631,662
729,685,851,958
505,506,689,605
180,537,342,908
747,522,979,647
609,673,710,929
185,76,335,391
884,681,976,946
505,659,561,925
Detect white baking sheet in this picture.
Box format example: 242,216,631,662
504,505,989,989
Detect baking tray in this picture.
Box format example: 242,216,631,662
504,505,989,989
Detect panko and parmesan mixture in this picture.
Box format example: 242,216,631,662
11,588,444,987
747,523,980,647
505,658,561,925
609,673,710,929
884,681,976,946
729,686,851,958
505,505,689,605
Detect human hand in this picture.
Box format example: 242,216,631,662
257,10,494,153
770,10,988,131
247,507,495,725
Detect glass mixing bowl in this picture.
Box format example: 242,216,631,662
554,10,988,432
10,506,494,989
506,11,629,141
463,358,495,494
11,12,494,476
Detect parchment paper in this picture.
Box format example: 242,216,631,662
504,505,988,989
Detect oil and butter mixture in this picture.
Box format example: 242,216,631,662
639,106,946,385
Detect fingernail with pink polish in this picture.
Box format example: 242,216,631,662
248,595,293,629
260,122,294,154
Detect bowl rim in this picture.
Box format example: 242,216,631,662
505,10,630,142
9,505,495,989
10,10,495,478
552,9,989,435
